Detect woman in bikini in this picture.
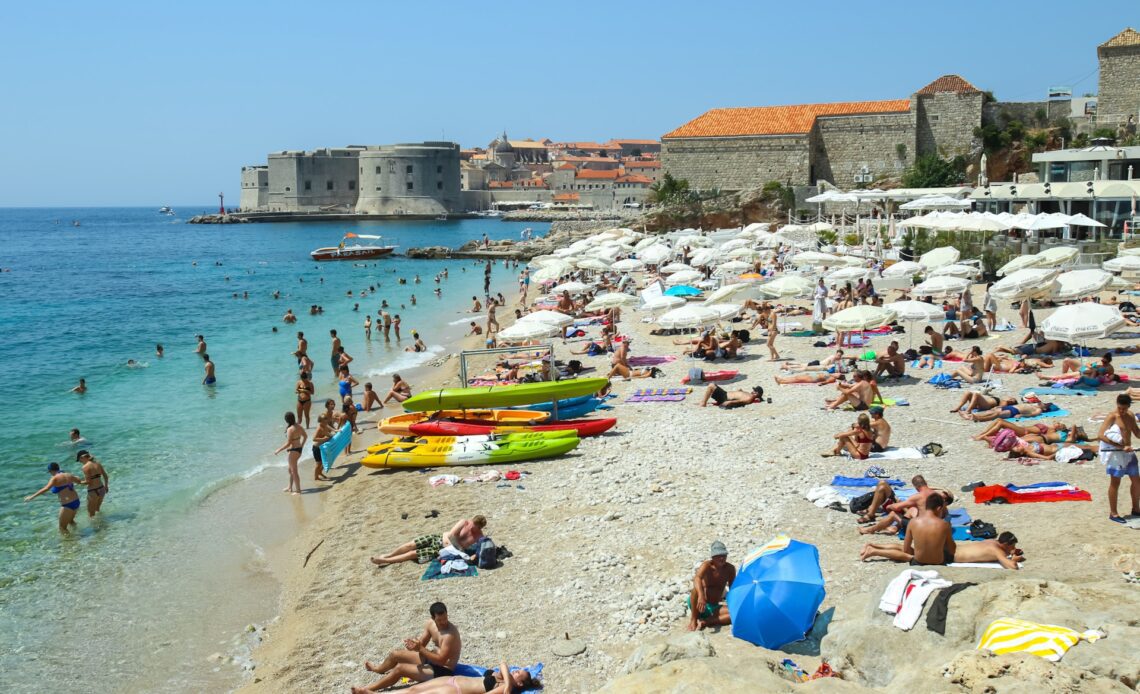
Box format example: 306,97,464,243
365,661,536,694
973,419,1084,444
25,462,84,533
78,450,108,518
274,411,307,494
295,370,315,428
822,413,874,459
952,392,1013,416
384,374,412,404
775,371,840,385
952,346,985,383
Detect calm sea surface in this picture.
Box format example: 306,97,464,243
0,208,546,692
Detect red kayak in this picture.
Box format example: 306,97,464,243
409,417,617,438
681,370,738,384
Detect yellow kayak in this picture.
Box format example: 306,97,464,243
361,436,580,469
367,430,575,454
378,409,550,436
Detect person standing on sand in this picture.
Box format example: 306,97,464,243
78,450,108,517
384,374,412,404
370,516,487,566
274,411,306,494
687,541,735,631
24,462,84,534
766,314,780,361
813,279,828,323
329,329,342,374
295,370,315,428
202,354,216,385
380,310,392,341
364,314,372,340
1096,393,1140,524
195,335,207,359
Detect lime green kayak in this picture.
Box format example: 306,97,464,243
361,436,579,469
400,378,609,412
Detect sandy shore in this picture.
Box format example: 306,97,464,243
238,282,1140,692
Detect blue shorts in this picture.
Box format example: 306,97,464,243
1107,454,1139,478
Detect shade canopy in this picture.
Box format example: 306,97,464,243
705,303,743,320
1033,246,1080,268
822,305,897,331
583,293,639,311
611,258,646,272
1102,255,1140,272
882,261,924,278
703,283,757,304
929,263,981,279
531,261,573,283
1051,269,1112,302
665,270,704,286
758,276,815,298
990,268,1060,301
911,275,970,297
637,245,672,265
575,258,611,271
659,262,695,274
497,321,559,341
517,310,575,327
715,260,754,274
918,246,960,270
1040,303,1126,342
793,251,840,267
727,537,826,649
656,304,720,329
899,194,972,210
998,254,1045,276
884,300,946,322
640,295,687,312
662,285,701,297
552,281,590,294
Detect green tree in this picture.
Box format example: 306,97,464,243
648,172,691,205
901,154,966,188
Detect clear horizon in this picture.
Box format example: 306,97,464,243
2,1,1134,206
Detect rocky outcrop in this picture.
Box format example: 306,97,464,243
187,214,250,224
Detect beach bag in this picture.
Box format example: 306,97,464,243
921,442,945,457
992,428,1018,453
475,537,498,569
688,367,704,383
968,520,997,539
849,491,875,514
904,348,919,360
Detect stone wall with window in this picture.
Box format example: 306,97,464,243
1097,43,1140,129
916,92,983,157
239,166,268,211
811,112,915,187
661,135,811,191
355,142,461,215
264,149,359,212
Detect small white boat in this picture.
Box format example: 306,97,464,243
159,206,172,214
310,233,397,261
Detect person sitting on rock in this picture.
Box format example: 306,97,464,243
687,541,736,631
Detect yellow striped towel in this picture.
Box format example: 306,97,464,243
977,618,1103,662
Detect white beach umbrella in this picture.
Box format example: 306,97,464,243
611,258,646,272
822,305,897,332
589,246,622,262
900,195,972,210
714,260,753,274
640,295,686,313
528,255,560,268
1034,246,1080,268
1117,247,1140,258
1064,213,1106,228
825,267,871,284
918,246,960,270
674,234,711,248
1104,255,1140,272
637,245,671,265
1010,214,1068,231
1051,269,1112,301
1040,303,1125,342
1110,275,1133,290
742,222,770,234
998,254,1045,276
702,282,757,304
584,293,639,311
793,251,841,267
634,236,663,251
567,239,594,254
705,303,743,320
498,321,559,341
656,305,720,329
660,262,695,274
929,263,981,279
531,262,573,283
719,238,752,251
726,247,767,261
882,261,924,278
552,280,590,294
665,270,704,286
912,275,971,297
989,268,1060,301
758,276,815,298
517,310,575,327
885,300,945,322
689,248,722,267
575,258,612,271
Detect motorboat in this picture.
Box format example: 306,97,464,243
159,206,172,214
310,233,397,261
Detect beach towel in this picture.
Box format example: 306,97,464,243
844,398,897,410
831,475,903,487
868,447,925,460
977,618,1102,662
911,359,944,369
625,388,689,403
454,663,544,692
628,355,676,366
421,559,478,581
1020,386,1097,397
973,484,1091,504
786,330,825,338
947,562,1005,569
1010,408,1069,422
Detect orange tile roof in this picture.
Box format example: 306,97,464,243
556,163,577,171
508,140,550,149
488,181,514,189
663,99,912,138
608,139,660,145
625,160,661,168
616,174,653,184
576,169,620,180
915,74,980,95
1100,27,1140,48
553,192,580,202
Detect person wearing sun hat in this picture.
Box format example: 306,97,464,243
686,540,736,631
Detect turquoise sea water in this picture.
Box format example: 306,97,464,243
0,208,546,691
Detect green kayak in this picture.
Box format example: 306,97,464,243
401,378,609,412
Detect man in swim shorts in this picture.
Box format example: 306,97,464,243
861,493,955,565
202,354,216,385
687,541,735,630
699,384,763,408
370,516,487,566
354,602,462,692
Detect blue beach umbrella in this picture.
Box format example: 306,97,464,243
663,285,700,297
726,536,826,649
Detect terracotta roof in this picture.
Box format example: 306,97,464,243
663,99,912,139
607,139,660,145
508,139,550,149
576,169,620,180
553,192,580,202
488,181,514,189
625,160,661,168
556,163,577,171
616,174,653,184
915,74,981,95
1100,27,1140,49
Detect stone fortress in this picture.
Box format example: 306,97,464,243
662,27,1140,193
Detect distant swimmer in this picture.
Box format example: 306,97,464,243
78,450,109,517
125,359,148,369
68,428,90,446
71,378,87,394
381,299,389,309
274,411,307,494
155,343,164,358
202,354,216,385
410,294,417,305
353,303,360,312
404,332,427,353
414,274,421,284
195,335,207,359
283,309,297,324
24,462,83,534
433,288,441,298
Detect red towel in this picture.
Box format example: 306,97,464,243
973,485,1092,504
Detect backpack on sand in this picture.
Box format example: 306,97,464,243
476,537,498,569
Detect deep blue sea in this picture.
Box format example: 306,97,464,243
0,208,546,692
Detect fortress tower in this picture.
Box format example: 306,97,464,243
1096,28,1140,130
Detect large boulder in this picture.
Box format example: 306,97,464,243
620,631,716,674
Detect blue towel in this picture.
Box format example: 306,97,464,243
1007,481,1071,491
948,508,971,526
421,559,478,581
1020,386,1097,397
911,359,944,368
1011,408,1069,422
1123,364,1140,369
454,663,544,692
831,475,903,487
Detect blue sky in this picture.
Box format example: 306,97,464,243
1,1,1133,206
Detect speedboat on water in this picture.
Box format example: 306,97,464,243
310,233,397,261
159,206,172,214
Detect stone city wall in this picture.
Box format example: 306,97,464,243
982,100,1069,128
355,144,461,216
661,135,811,191
265,150,359,212
917,92,984,157
1097,44,1140,128
812,112,915,186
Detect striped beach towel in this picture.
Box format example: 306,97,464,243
977,618,1102,662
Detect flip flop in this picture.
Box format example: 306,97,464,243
1109,515,1126,524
